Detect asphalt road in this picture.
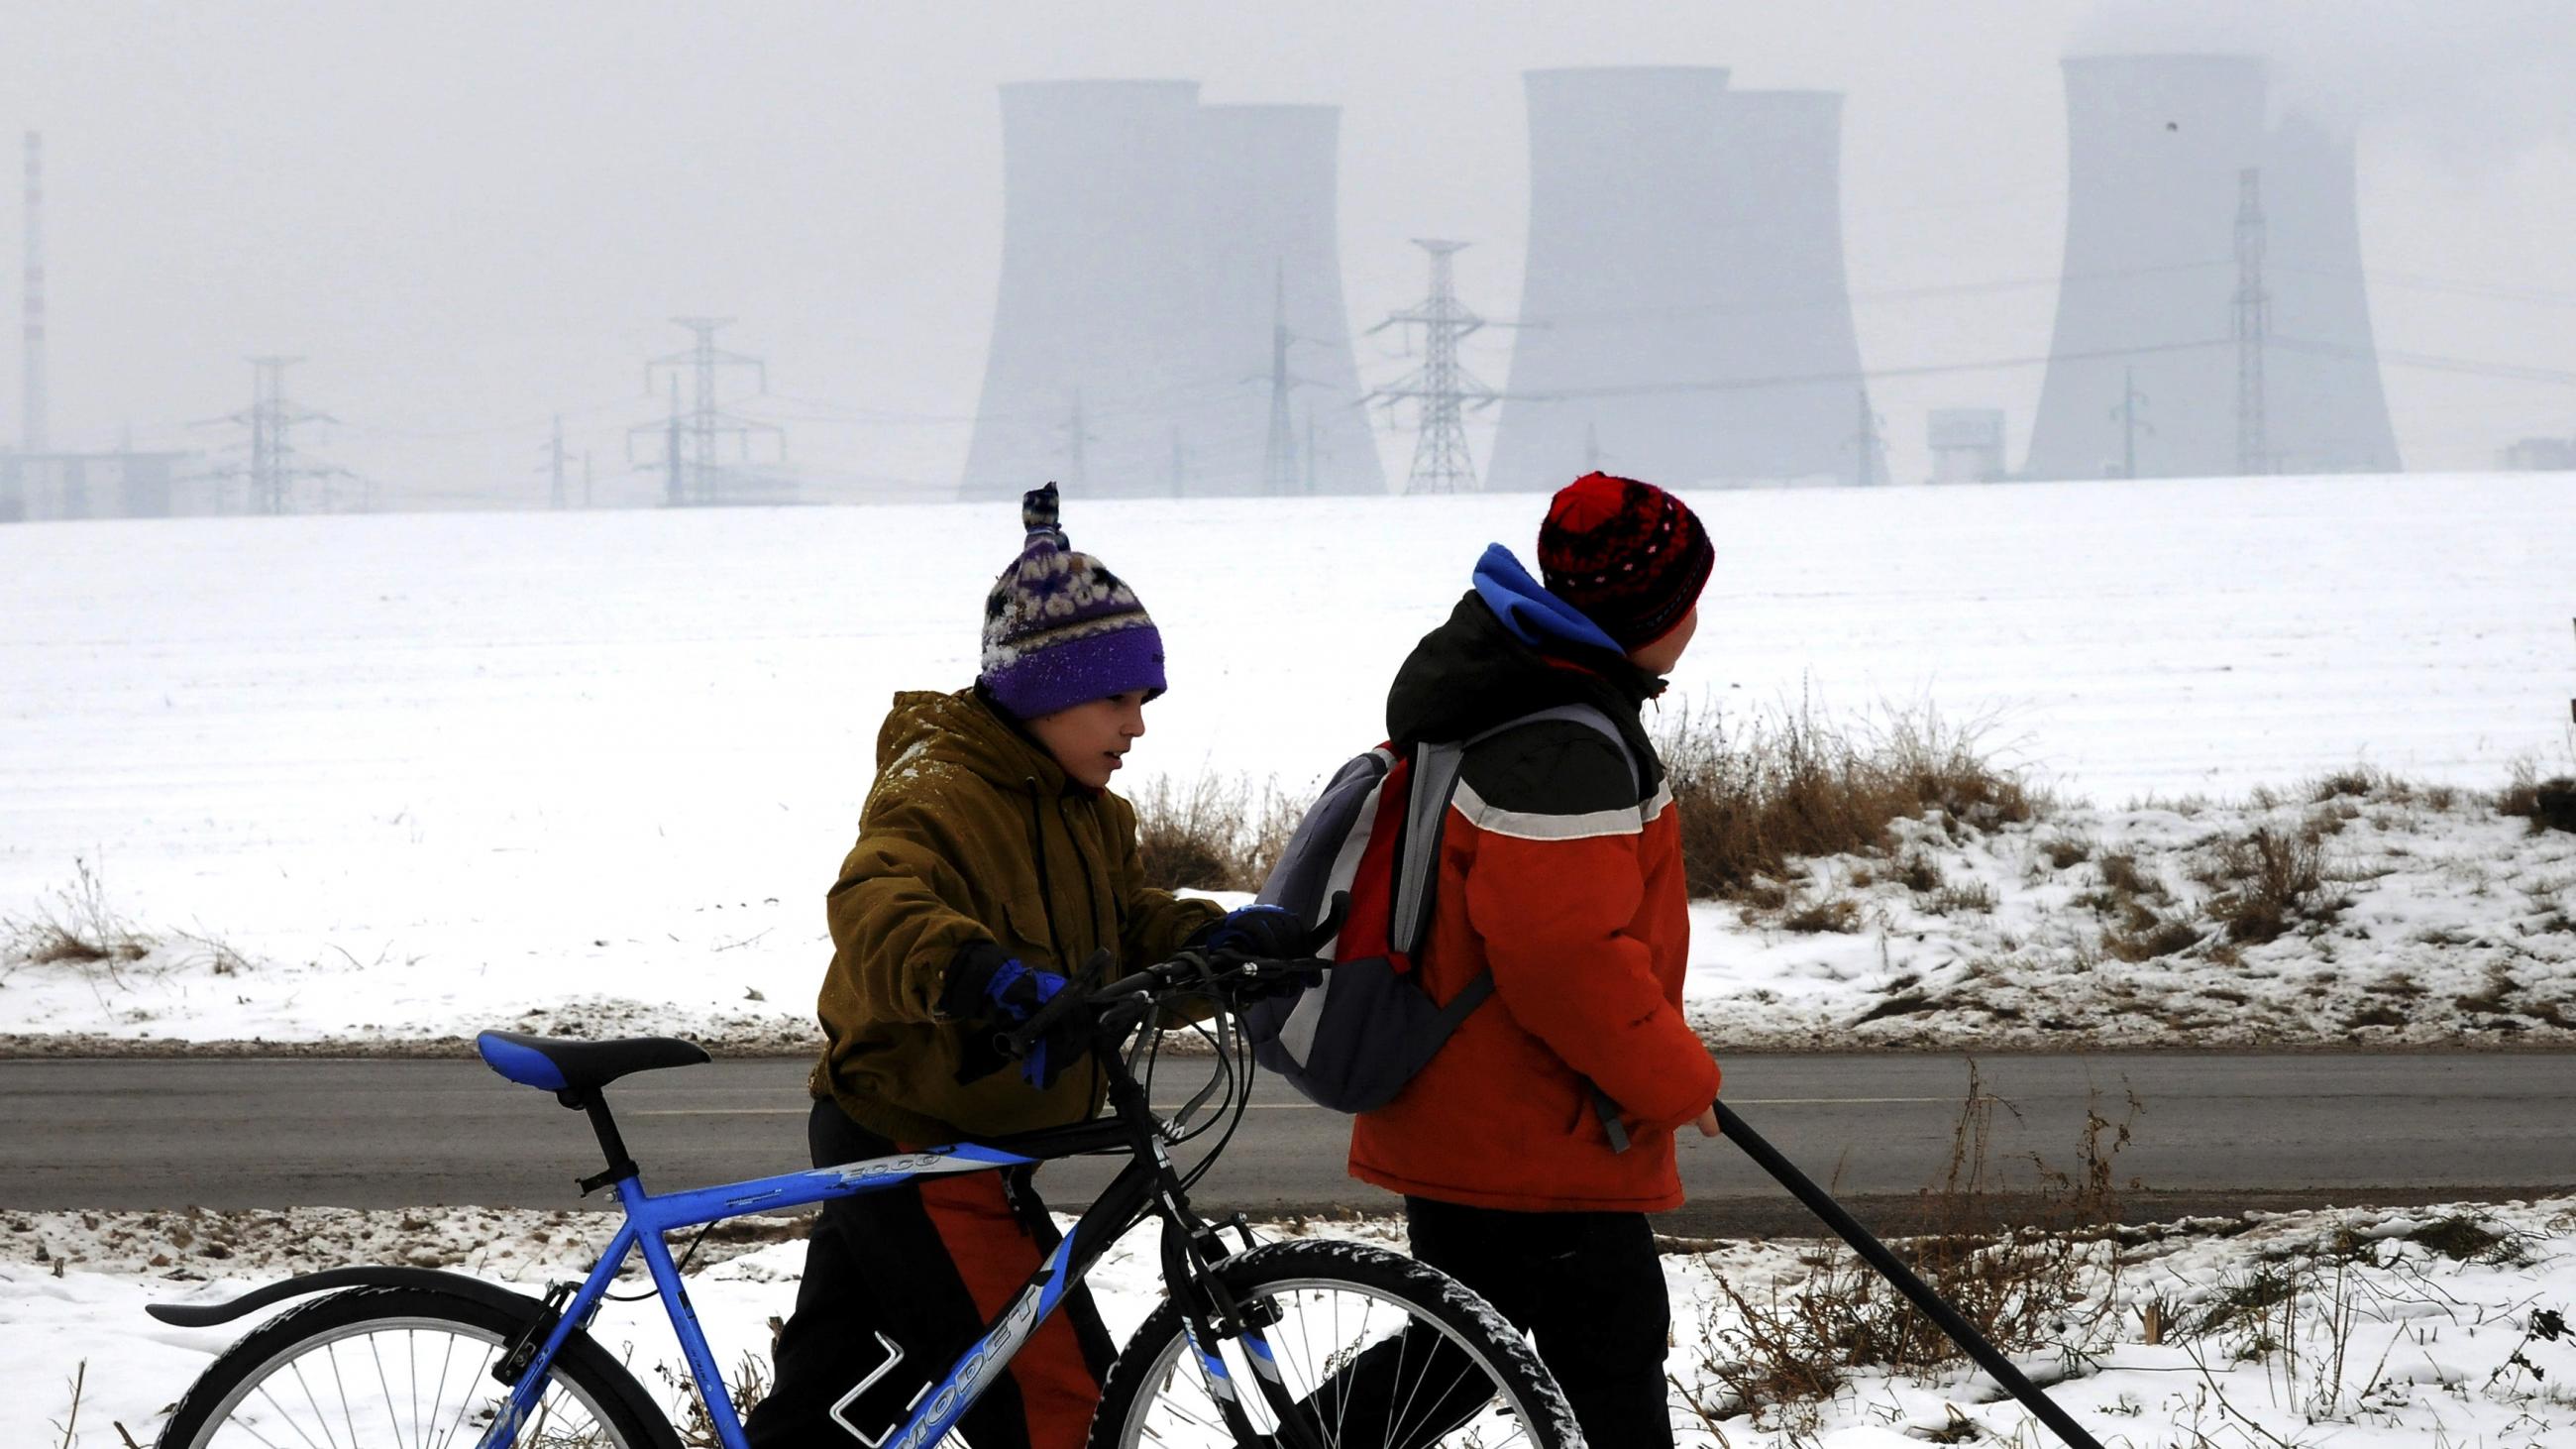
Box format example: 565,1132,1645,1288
6,1054,2569,1236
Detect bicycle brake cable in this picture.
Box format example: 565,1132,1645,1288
596,1219,717,1301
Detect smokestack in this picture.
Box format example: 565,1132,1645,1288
22,131,44,454
1488,72,1876,491
2024,56,2400,480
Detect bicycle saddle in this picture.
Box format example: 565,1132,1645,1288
476,1030,709,1094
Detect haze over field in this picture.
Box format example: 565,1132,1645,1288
3,1,2572,502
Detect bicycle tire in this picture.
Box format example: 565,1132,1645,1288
157,1283,681,1449
1088,1239,1583,1449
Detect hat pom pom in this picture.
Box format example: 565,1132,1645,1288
1552,472,1629,532
1022,482,1063,542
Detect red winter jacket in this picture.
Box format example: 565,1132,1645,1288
1348,589,1720,1213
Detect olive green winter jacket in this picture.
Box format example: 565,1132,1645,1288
807,688,1221,1144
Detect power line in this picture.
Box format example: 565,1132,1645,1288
2272,336,2576,388
1513,337,2236,402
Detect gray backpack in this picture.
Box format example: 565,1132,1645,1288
1238,705,1636,1130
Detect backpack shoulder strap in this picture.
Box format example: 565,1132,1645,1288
1388,702,1637,957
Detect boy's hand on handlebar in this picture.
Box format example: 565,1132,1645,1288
938,943,1065,1025
1693,1103,1722,1138
1191,903,1326,960
941,944,1099,1089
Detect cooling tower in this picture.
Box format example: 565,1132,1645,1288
963,83,1384,500
2261,113,2401,473
2024,56,2401,479
962,81,1210,502
1187,105,1386,496
1488,72,1877,491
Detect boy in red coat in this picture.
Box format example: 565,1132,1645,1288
1351,472,1723,1448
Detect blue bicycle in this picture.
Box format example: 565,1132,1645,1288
147,948,1581,1448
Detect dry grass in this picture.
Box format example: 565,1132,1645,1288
1129,774,1301,893
1655,698,2037,903
2501,761,2576,835
1138,698,2033,905
661,1350,774,1447
1675,1066,2138,1428
2,857,155,974
2191,825,2345,946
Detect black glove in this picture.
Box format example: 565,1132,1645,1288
1189,904,1317,959
941,943,1090,1089
937,941,1067,1023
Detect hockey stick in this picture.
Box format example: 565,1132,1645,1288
1715,1101,2107,1449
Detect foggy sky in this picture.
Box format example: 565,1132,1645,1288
6,0,2572,506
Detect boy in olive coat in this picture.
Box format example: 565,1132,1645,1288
747,485,1294,1449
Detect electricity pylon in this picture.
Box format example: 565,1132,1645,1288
202,357,351,513
1368,240,1496,494
626,318,781,506
2233,167,2271,477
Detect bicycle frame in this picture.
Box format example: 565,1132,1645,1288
482,1077,1283,1449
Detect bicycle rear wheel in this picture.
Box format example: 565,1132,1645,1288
1089,1239,1581,1449
158,1283,677,1449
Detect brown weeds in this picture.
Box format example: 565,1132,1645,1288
2,858,155,973
2193,826,2344,945
2501,761,2576,835
1683,1067,2139,1422
1656,698,2035,902
1129,774,1300,892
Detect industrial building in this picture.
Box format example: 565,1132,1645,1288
960,81,1384,500
2499,436,2576,471
1927,409,2008,484
2023,55,2401,481
1487,68,1880,492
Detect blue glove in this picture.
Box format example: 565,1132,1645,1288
1191,903,1316,959
939,944,1082,1088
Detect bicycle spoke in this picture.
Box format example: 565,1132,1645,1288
424,1327,460,1449
324,1341,362,1449
367,1334,401,1449
287,1361,346,1449
223,1395,295,1449
254,1381,333,1449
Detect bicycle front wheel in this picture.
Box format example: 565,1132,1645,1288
1089,1239,1581,1449
158,1283,677,1449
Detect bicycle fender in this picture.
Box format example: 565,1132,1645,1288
146,1266,545,1328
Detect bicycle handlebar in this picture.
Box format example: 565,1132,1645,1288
992,948,1321,1063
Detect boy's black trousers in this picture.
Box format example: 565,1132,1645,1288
1401,1195,1676,1449
741,1099,1116,1449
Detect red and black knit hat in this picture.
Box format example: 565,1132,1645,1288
1537,472,1714,651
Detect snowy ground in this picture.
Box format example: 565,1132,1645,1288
1683,777,2576,1050
8,779,2572,1053
11,1195,2573,1448
4,474,2572,1054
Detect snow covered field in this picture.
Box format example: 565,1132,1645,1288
3,473,2571,1052
11,1196,2574,1448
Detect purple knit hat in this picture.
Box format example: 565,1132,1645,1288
977,483,1167,721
